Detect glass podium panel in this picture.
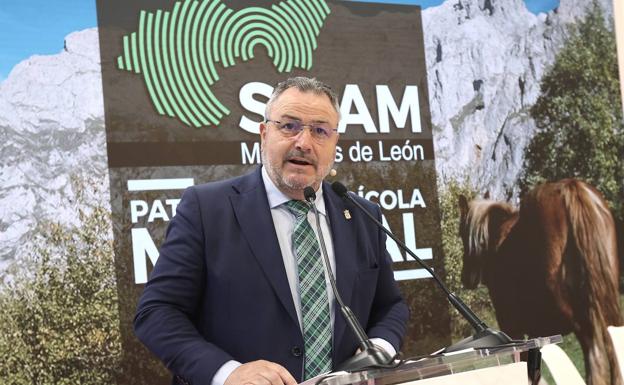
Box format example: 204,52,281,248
305,335,563,385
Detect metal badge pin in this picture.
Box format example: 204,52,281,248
343,209,351,220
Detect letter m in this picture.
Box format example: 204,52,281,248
132,228,159,284
376,85,422,133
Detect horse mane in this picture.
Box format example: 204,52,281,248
465,199,517,257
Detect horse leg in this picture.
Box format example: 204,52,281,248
597,323,624,385
606,327,624,385
577,325,622,385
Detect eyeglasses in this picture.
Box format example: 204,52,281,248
265,119,338,142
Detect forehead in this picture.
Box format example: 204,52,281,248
270,88,338,123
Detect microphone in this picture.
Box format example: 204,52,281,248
303,186,393,372
330,182,512,352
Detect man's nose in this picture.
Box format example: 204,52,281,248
293,127,314,151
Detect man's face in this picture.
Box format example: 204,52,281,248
260,88,340,199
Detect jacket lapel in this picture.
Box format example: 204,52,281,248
228,172,362,355
229,168,299,328
323,183,359,356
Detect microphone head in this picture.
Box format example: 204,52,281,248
303,186,316,202
331,181,349,198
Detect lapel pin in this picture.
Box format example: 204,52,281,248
343,209,351,220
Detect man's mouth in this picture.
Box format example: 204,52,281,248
287,157,314,167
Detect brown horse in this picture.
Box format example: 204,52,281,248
458,179,622,385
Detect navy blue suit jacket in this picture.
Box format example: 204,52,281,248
134,167,409,384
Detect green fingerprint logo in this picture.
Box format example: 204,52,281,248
116,0,331,128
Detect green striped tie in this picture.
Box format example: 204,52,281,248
285,200,332,379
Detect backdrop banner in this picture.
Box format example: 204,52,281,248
97,1,446,383
2,1,623,385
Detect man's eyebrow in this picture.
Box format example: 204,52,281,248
281,114,301,121
281,114,329,124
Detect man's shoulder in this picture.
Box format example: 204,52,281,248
325,183,375,207
189,167,262,197
350,192,378,212
323,181,381,218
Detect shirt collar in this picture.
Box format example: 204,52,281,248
261,166,327,216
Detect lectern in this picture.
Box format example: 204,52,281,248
305,335,563,385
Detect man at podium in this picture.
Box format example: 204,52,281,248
134,77,409,385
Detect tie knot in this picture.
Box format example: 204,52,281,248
285,200,310,218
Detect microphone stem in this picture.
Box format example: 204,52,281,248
304,190,393,370
308,200,373,347
342,193,488,334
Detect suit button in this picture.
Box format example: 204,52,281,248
291,346,303,357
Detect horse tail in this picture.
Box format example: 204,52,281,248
562,179,622,385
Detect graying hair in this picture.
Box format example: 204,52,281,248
264,76,340,119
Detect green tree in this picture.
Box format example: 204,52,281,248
0,194,122,384
522,2,624,221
